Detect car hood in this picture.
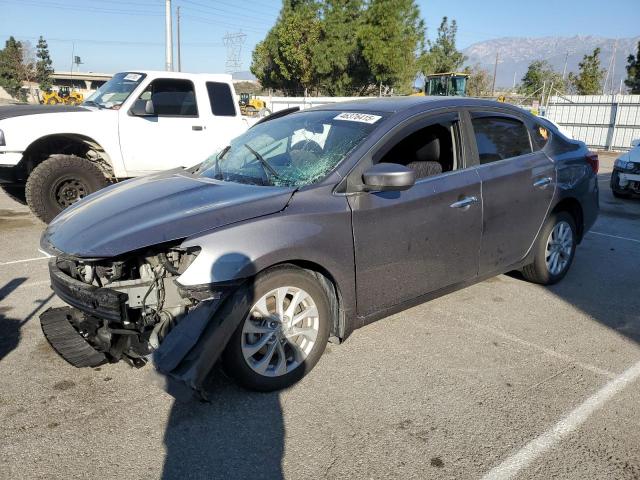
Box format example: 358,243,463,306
620,146,640,164
0,104,90,121
41,171,295,258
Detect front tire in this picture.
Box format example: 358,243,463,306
522,212,577,285
612,189,632,199
25,155,108,223
223,266,330,392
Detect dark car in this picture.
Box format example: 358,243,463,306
39,97,599,396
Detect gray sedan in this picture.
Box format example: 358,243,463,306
39,97,599,396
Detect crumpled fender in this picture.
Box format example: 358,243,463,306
150,282,251,400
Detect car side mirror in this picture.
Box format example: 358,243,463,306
129,99,155,116
631,139,640,148
362,163,415,192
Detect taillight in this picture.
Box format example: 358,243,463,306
586,152,599,174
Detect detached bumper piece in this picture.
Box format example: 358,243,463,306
40,307,107,368
49,260,128,322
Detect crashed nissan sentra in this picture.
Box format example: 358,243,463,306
39,97,599,396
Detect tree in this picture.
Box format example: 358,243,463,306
423,16,466,75
518,60,565,100
568,48,605,95
313,0,368,95
251,1,322,94
625,40,640,94
36,36,53,92
357,0,425,94
464,64,492,97
0,36,25,99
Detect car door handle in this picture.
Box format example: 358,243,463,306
450,196,479,209
533,177,552,188
192,125,204,131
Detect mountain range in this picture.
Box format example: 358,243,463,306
462,35,640,91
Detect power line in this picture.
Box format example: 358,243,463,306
1,33,222,48
179,0,277,18
1,0,164,16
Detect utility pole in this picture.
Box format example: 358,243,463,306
165,0,173,71
561,51,569,80
491,51,499,95
603,39,617,95
176,6,181,72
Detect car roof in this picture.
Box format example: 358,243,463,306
308,96,527,115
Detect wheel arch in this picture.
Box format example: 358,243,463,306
20,133,115,180
255,260,350,344
551,197,584,242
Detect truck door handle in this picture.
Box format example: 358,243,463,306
450,196,479,209
192,125,204,131
533,177,552,188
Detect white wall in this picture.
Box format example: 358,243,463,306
546,95,640,150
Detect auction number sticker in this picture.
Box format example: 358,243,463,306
124,73,142,82
334,112,382,124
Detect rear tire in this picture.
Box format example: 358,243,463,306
522,211,577,285
223,266,330,392
25,155,108,223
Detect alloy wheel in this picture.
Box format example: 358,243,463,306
241,286,319,377
545,220,573,276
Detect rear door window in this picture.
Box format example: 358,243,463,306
471,114,532,163
206,82,236,116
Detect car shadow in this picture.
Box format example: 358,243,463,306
0,279,54,364
546,173,640,343
162,372,285,480
161,252,285,480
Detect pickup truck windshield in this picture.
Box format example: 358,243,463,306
83,72,146,110
197,110,383,187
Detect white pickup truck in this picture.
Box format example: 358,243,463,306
0,71,250,222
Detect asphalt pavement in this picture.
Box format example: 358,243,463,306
0,152,639,479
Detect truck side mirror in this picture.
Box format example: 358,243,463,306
130,99,155,117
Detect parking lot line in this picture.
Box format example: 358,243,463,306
0,256,49,267
463,320,613,377
481,358,640,480
588,231,640,244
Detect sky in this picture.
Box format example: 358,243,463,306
0,0,638,75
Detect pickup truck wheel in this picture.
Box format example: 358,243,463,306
223,267,330,392
521,211,577,285
25,155,108,223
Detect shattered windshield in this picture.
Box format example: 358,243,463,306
197,110,384,187
83,72,146,110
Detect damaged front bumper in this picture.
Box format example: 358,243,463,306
41,256,247,399
611,167,640,194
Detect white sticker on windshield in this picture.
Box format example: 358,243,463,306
333,112,382,124
123,73,142,82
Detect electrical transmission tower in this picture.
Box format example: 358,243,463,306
223,32,247,74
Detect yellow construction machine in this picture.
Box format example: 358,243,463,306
42,86,84,106
238,92,269,117
412,72,469,97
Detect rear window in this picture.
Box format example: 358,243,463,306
206,82,236,116
471,115,532,163
531,123,550,150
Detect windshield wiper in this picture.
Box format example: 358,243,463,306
211,145,230,178
243,143,281,184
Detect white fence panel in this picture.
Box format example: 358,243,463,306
546,95,640,150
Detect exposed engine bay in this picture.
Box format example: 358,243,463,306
44,245,208,367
